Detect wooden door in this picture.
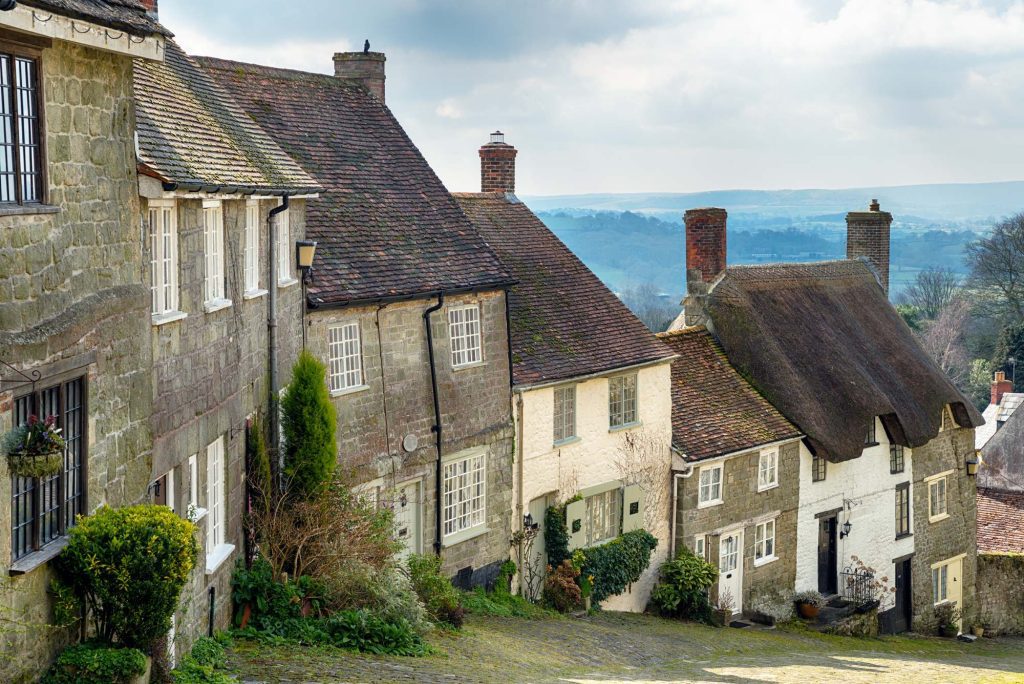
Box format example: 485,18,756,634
817,516,838,595
893,559,912,633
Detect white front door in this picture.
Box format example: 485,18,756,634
719,530,744,614
392,480,422,560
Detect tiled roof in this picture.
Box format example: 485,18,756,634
657,327,800,461
979,406,1024,492
21,0,170,37
454,192,674,386
977,487,1024,553
133,41,320,195
706,260,983,462
199,58,513,306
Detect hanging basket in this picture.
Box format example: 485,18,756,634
7,448,64,478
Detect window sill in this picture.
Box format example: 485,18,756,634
9,536,69,576
757,482,779,493
452,361,486,372
442,525,488,548
205,543,236,575
753,555,778,568
890,470,906,475
0,203,60,217
896,532,913,541
330,384,370,397
243,288,268,300
152,310,188,327
864,442,880,448
189,506,209,524
553,436,581,448
203,298,233,314
929,513,950,524
697,499,723,510
609,420,642,433
278,277,300,289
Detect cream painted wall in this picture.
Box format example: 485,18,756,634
514,362,674,612
795,419,914,611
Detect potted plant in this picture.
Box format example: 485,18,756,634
712,589,735,627
934,602,962,637
793,590,826,619
2,414,66,478
971,625,985,638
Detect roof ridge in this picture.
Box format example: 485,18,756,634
656,326,707,338
195,56,362,88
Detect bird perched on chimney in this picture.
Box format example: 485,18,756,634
363,39,370,54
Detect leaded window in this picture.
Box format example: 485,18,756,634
896,482,911,538
553,385,576,443
890,444,905,473
0,50,43,205
448,305,482,368
811,453,827,482
609,373,638,428
328,322,362,392
442,451,486,538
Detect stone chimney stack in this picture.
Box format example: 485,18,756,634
479,131,517,193
334,51,386,101
846,199,893,294
139,0,158,18
991,371,1013,406
682,208,727,327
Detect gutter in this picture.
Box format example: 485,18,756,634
423,292,446,556
307,281,518,312
672,434,804,469
160,181,321,197
268,195,290,485
511,355,679,394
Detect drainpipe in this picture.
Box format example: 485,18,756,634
268,195,290,486
424,292,445,555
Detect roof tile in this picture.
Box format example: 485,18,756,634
977,487,1024,553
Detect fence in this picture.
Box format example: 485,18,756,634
840,566,874,603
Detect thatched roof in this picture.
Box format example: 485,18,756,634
706,259,983,462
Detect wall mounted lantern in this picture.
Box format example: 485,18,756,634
840,520,853,539
966,453,980,477
295,240,317,282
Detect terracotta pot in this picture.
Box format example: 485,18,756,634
797,602,820,619
301,597,313,618
972,626,985,638
240,603,252,629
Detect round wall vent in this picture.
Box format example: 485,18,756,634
402,433,419,453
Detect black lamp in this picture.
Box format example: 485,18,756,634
840,520,853,539
523,513,539,531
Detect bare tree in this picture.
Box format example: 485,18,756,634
900,267,961,320
614,430,670,531
967,213,1024,323
918,298,973,386
620,283,680,332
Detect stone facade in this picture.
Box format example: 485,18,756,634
0,37,153,683
306,290,514,584
676,440,800,615
142,195,306,660
976,553,1024,635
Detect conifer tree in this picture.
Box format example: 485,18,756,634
281,350,337,499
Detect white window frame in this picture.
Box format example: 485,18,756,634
148,200,182,322
608,373,638,429
203,200,230,311
754,519,776,566
932,563,949,604
328,322,364,394
698,463,723,508
448,304,482,369
926,470,952,522
205,436,234,573
276,207,295,285
243,200,264,297
187,453,206,522
441,448,487,545
757,448,779,491
553,384,577,444
694,535,706,560
583,487,621,547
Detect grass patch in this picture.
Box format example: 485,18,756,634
460,588,557,619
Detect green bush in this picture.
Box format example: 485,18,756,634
55,505,198,649
236,610,430,656
542,559,582,612
460,586,555,619
281,350,337,499
578,529,658,604
407,553,463,628
42,642,146,684
650,547,718,622
171,636,233,684
544,505,570,567
231,557,327,631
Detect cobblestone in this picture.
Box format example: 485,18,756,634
226,612,1024,683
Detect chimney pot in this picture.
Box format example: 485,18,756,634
846,200,893,294
479,131,517,193
139,0,158,18
992,371,1014,406
870,199,880,211
333,51,386,102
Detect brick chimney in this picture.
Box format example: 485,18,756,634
139,0,158,18
846,199,893,294
682,208,727,327
334,51,386,101
991,371,1013,406
479,131,517,193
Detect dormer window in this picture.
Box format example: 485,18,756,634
0,48,44,205
865,419,877,445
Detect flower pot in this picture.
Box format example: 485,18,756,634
240,602,252,629
797,602,820,620
7,449,63,479
972,626,984,638
712,608,730,627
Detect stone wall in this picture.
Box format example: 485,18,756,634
306,291,514,583
0,38,151,683
677,440,800,615
144,196,306,658
976,553,1024,635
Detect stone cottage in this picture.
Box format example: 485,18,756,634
673,202,984,633
201,53,517,586
0,1,166,679
133,34,321,659
453,134,676,611
657,327,802,617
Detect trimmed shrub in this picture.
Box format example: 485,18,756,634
55,505,198,649
281,350,337,500
650,547,718,622
578,529,658,604
407,553,464,628
543,560,582,612
42,642,146,684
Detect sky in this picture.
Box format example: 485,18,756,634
162,0,1024,197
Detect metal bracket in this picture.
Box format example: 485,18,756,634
0,360,40,394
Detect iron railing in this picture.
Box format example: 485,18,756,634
840,566,875,603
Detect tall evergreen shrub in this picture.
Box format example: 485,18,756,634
281,350,337,499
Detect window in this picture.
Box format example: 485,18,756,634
754,519,776,564
758,449,778,491
896,482,911,538
442,450,486,540
243,200,260,293
865,419,877,445
203,201,227,306
928,474,948,521
188,453,199,516
940,405,954,431
10,377,86,562
811,453,827,482
553,385,576,443
694,536,706,560
0,50,43,205
148,201,179,317
583,488,621,547
328,322,363,393
152,469,175,513
276,208,291,284
205,436,226,554
448,305,482,368
890,444,905,473
609,373,638,428
698,464,723,507
932,563,949,604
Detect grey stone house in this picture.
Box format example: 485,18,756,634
0,1,166,680
672,202,984,633
133,37,320,658
201,52,517,585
